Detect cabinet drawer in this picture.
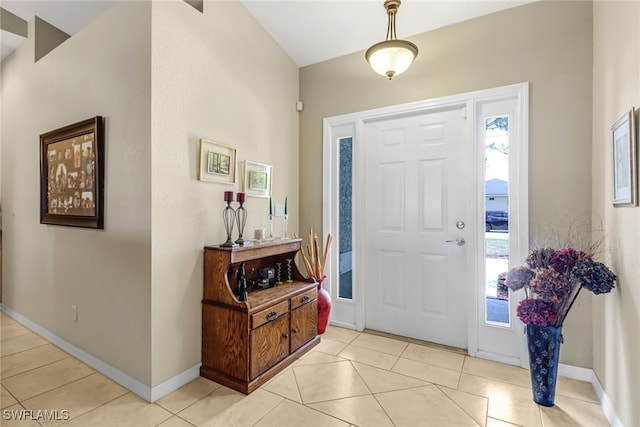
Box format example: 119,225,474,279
252,300,289,329
291,288,317,310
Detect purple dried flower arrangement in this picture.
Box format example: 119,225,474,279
506,247,616,327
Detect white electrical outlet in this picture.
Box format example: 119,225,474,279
71,305,78,322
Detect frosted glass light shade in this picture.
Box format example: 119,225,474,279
365,39,418,79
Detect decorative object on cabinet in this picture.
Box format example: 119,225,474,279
299,229,333,334
612,107,637,206
282,196,289,239
235,192,247,245
201,239,319,394
40,116,105,229
198,139,237,184
243,161,272,198
221,191,238,247
268,197,274,238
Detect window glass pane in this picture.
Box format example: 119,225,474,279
484,116,510,325
338,137,353,299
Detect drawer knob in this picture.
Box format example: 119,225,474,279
293,328,299,334
266,311,278,321
283,333,289,339
301,295,310,303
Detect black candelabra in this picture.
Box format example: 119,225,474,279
220,191,248,248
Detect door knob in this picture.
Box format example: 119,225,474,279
445,237,466,246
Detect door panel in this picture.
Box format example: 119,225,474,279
364,106,472,349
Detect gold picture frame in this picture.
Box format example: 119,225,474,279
198,139,237,184
243,160,272,198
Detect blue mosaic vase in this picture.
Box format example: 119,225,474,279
526,323,562,407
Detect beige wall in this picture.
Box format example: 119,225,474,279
0,2,153,384
592,2,640,425
1,0,299,391
150,0,300,385
299,1,594,367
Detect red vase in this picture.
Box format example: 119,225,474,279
316,277,331,334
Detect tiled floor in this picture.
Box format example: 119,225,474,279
1,312,609,426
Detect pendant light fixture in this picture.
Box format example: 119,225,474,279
365,0,418,80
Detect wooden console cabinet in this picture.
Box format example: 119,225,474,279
201,238,320,394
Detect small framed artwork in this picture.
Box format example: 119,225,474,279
612,107,637,207
40,116,105,229
243,161,272,198
198,139,237,184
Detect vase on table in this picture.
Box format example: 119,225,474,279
526,323,562,407
315,276,331,334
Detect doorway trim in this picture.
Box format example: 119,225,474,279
323,83,529,362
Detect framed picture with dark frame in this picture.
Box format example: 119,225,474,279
612,107,637,207
198,139,237,184
40,116,105,228
243,160,272,198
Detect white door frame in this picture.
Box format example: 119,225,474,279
323,83,529,363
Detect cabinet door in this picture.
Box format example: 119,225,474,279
250,314,289,379
291,300,317,353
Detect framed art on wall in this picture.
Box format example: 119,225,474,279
40,116,105,229
243,161,272,198
198,139,237,184
612,107,637,207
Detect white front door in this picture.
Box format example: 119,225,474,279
363,105,473,349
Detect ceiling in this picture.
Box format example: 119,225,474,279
1,0,536,65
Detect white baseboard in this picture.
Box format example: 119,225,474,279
558,362,593,382
150,364,201,402
0,304,200,403
591,371,624,427
327,320,357,330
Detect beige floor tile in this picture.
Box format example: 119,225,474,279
253,399,349,427
296,350,345,366
352,362,428,393
376,385,478,426
401,343,466,372
321,326,360,344
2,357,94,401
463,356,530,387
1,384,18,409
0,404,41,427
178,387,282,427
438,385,488,427
337,344,398,370
1,344,69,379
156,377,222,414
1,322,32,340
156,416,196,427
21,372,128,427
62,393,172,427
314,338,348,356
458,373,542,427
262,368,302,403
539,395,609,427
1,332,49,357
486,417,519,427
391,357,461,389
457,373,531,400
309,394,394,427
0,315,19,330
293,360,370,404
555,376,599,403
350,333,408,356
